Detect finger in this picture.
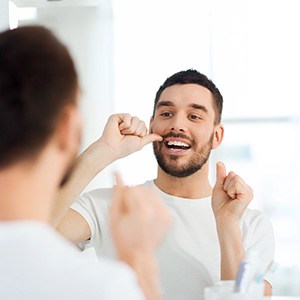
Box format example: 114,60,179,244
223,171,237,191
140,125,148,137
120,116,141,135
108,113,129,126
141,133,163,147
225,185,238,200
121,120,146,137
134,121,148,137
118,114,132,130
214,161,226,189
225,175,248,199
226,178,253,202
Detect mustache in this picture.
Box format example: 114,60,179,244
160,132,193,143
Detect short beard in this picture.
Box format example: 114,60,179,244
153,133,214,178
60,126,82,188
59,159,77,188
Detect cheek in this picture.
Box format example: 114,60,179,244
195,128,214,143
151,125,159,134
150,121,162,135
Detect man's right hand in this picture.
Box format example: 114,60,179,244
97,113,162,160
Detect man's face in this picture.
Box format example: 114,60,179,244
150,83,222,178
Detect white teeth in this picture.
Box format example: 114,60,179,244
167,141,189,147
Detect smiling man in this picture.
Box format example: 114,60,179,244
53,69,275,300
151,81,223,182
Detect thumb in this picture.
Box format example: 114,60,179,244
214,161,226,189
141,133,163,147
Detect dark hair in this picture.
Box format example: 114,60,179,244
153,69,223,124
0,26,78,168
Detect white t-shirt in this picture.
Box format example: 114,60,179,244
0,221,145,300
71,180,275,300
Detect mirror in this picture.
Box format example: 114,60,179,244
8,0,300,296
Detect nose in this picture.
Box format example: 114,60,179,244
169,114,186,132
170,126,185,132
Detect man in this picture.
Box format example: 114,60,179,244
0,25,172,300
53,70,275,300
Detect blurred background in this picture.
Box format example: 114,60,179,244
2,0,300,296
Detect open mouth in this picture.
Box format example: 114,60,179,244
164,140,191,150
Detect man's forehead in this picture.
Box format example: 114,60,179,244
157,84,214,109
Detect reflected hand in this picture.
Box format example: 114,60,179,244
99,113,162,159
212,161,253,224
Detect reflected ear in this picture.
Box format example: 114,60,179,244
212,124,224,149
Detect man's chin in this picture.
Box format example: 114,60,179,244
156,151,211,178
158,160,202,178
161,168,199,178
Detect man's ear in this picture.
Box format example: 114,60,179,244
212,123,224,149
54,105,82,155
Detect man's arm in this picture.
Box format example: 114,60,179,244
51,113,162,243
109,174,172,300
212,162,272,296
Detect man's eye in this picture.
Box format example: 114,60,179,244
161,112,173,117
189,115,200,120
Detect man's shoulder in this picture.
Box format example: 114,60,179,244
76,258,144,299
243,207,266,219
83,187,113,200
0,224,143,299
242,207,273,229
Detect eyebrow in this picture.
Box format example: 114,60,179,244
190,103,209,114
156,101,209,114
156,101,174,109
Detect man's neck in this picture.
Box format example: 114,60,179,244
154,164,213,199
0,150,62,222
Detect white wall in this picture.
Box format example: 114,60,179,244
0,0,9,31
16,2,116,189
